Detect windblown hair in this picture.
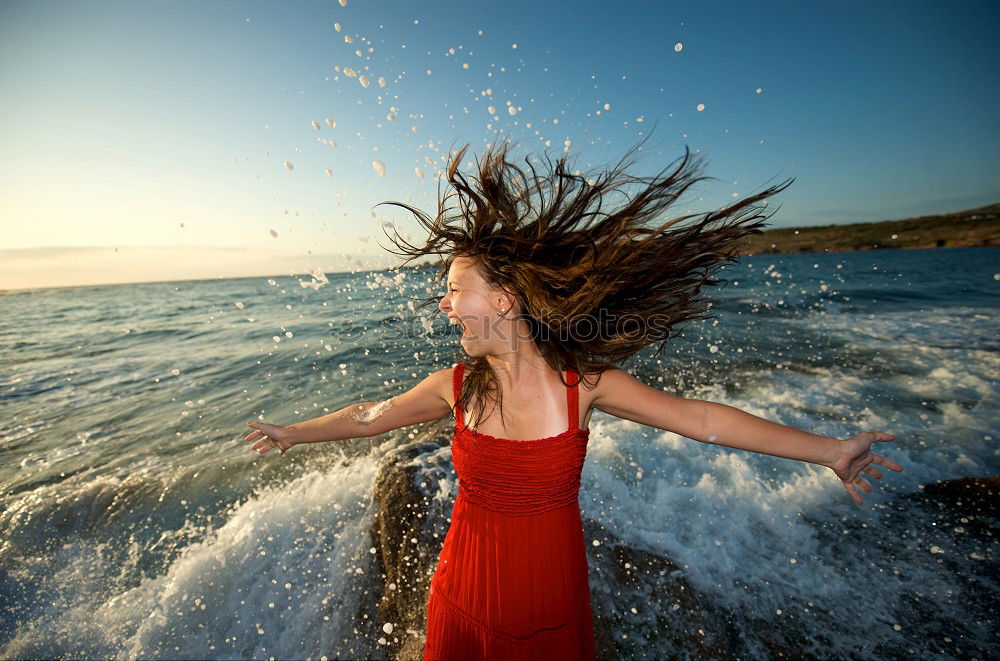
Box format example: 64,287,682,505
379,139,793,432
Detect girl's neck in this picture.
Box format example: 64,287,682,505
485,344,552,389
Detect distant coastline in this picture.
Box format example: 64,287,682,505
740,202,999,256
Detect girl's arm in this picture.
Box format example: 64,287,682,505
245,368,453,453
591,367,903,504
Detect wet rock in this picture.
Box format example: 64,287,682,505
369,426,455,659
916,476,1000,519
584,517,729,659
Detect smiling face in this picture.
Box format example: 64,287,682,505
438,256,517,356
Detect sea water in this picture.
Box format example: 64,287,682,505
1,246,997,659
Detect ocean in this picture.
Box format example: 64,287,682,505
2,246,997,659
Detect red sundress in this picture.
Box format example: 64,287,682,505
422,362,596,661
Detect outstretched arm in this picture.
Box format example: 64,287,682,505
591,367,903,504
245,368,453,454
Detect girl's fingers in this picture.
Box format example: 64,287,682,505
875,432,896,442
250,438,284,455
872,453,904,472
854,477,873,493
244,423,285,456
843,482,863,505
863,465,883,480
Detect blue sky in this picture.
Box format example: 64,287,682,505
1,0,997,289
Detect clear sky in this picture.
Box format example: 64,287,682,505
1,0,997,290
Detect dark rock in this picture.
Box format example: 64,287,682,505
917,476,1000,518
583,516,727,659
369,426,455,659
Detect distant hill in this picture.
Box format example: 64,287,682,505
741,202,1000,255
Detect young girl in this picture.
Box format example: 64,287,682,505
243,142,903,660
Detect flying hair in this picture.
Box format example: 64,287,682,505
378,137,794,432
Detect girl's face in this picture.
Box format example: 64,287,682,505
438,256,513,356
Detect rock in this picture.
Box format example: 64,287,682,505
369,429,453,659
916,476,1000,518
583,517,730,659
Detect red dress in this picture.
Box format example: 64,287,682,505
423,362,596,661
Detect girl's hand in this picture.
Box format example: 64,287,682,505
245,421,296,456
828,432,904,504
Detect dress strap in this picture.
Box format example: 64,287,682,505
452,362,465,428
566,368,580,431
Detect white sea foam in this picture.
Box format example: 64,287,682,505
0,455,384,659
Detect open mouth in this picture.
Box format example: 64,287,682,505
449,316,475,337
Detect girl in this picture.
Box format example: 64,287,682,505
244,142,903,660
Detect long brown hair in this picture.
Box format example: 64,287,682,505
379,139,793,431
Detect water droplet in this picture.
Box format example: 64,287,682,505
325,117,336,128
283,161,294,171
674,42,683,52
415,167,425,180
310,119,320,130
269,229,278,238
372,160,386,177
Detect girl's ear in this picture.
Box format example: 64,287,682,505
496,288,517,314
